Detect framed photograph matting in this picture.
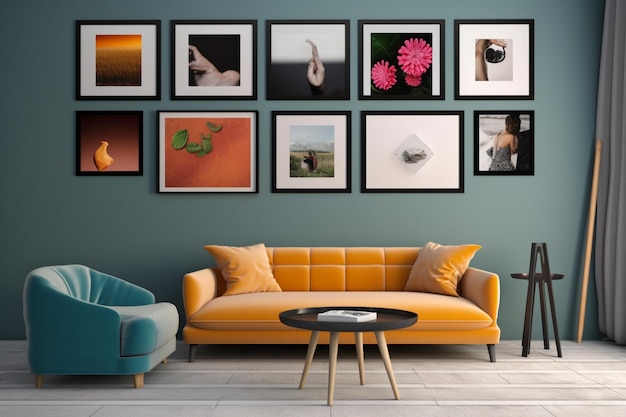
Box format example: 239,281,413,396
266,20,349,100
76,111,143,175
272,111,351,193
158,111,258,192
359,20,444,100
455,19,534,99
361,111,463,193
171,20,256,99
474,111,534,175
76,20,160,100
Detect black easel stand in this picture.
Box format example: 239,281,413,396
511,242,563,358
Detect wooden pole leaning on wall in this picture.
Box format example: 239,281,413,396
577,139,602,343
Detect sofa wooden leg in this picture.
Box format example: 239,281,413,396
35,374,44,388
133,373,144,388
487,344,496,362
189,344,198,362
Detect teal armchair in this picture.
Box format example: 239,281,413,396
23,265,179,388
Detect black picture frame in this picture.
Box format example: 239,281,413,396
76,111,143,175
170,20,257,100
359,19,445,100
455,19,534,100
266,20,350,100
474,110,535,175
272,111,351,193
361,111,464,193
76,20,161,100
157,111,258,193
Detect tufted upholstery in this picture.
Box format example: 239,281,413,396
183,247,501,362
268,247,418,292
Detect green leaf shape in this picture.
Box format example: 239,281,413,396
195,150,208,157
371,33,403,64
206,121,223,132
186,142,203,153
202,136,213,153
171,129,189,150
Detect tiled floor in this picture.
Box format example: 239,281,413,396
1,339,626,416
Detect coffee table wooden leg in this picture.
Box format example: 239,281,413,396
299,330,320,389
354,332,365,385
375,331,400,400
328,331,339,406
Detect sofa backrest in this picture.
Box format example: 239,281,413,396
266,247,420,292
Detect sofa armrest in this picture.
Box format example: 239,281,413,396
183,267,221,318
459,267,500,322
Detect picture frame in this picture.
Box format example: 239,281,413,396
266,20,349,100
359,20,445,100
76,111,143,176
76,20,160,100
272,111,351,193
361,111,464,193
171,20,257,99
455,19,534,99
474,111,534,175
158,111,258,193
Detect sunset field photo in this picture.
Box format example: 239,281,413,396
96,34,142,86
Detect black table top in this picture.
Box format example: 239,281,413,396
511,273,564,281
279,306,418,332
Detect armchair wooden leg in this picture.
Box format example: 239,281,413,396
35,374,44,388
133,373,144,388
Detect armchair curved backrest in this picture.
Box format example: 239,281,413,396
26,264,155,306
23,265,178,388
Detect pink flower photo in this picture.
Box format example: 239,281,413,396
361,21,443,99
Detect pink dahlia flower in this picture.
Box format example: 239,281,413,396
371,60,397,90
405,73,422,87
397,38,432,77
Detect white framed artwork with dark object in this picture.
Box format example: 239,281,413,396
170,20,257,99
361,111,464,193
455,19,534,100
266,20,350,100
474,111,534,176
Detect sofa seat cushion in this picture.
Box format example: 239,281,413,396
188,292,492,332
111,303,179,357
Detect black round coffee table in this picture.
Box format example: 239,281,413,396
279,306,417,405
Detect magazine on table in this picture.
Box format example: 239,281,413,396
317,310,377,322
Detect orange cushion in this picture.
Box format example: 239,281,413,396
405,242,481,297
204,243,282,296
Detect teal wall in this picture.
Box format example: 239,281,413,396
0,0,605,341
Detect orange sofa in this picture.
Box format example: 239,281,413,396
183,246,500,362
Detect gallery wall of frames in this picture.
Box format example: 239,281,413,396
75,18,535,194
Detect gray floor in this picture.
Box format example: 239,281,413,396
1,339,626,416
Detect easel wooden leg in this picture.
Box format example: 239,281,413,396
522,243,539,357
